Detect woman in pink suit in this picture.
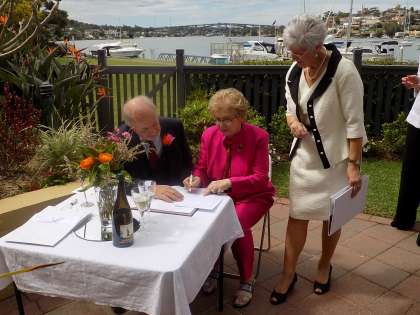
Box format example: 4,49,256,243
184,88,275,308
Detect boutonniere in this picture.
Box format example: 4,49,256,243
237,144,244,152
162,133,175,146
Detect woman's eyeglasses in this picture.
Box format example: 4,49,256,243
214,117,236,125
288,49,310,60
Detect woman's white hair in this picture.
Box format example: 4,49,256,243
283,15,327,50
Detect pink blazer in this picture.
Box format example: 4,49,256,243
193,123,275,203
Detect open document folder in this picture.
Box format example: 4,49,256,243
328,175,369,236
3,206,91,247
144,186,223,216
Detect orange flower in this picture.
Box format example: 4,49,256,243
162,133,175,146
0,16,8,25
80,156,95,170
97,87,106,97
47,47,55,54
98,152,113,164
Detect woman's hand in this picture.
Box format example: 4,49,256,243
183,175,201,191
347,163,362,198
401,75,420,90
289,120,309,139
204,179,232,195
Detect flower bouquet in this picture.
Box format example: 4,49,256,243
78,128,143,187
76,128,144,235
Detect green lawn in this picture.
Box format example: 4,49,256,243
85,57,173,66
271,158,419,219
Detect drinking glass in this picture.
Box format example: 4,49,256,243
144,180,156,224
80,180,94,207
131,183,151,229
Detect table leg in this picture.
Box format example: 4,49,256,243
13,282,25,315
417,233,420,247
217,245,224,312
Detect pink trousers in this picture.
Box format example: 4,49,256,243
232,197,273,281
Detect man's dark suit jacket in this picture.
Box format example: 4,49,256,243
121,118,192,186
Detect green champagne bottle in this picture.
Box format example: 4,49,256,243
112,177,134,247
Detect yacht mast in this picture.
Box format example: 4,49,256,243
345,0,354,53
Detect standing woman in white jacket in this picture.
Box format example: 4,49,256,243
270,15,367,305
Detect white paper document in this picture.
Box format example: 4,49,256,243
133,186,224,216
172,187,223,210
149,199,197,216
3,206,91,246
328,175,369,236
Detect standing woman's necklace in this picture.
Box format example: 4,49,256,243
305,50,328,82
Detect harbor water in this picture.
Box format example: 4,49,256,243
73,36,420,62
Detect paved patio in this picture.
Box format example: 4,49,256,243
1,199,420,315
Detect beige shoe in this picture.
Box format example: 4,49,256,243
233,281,254,308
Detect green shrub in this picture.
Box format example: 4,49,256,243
29,119,98,187
0,82,41,175
180,90,214,158
363,112,407,159
379,112,407,158
269,106,293,161
0,45,101,127
235,60,293,65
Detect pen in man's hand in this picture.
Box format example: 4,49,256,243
188,174,193,192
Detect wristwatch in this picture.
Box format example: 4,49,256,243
347,158,361,167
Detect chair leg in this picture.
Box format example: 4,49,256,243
254,212,268,279
13,282,25,315
224,210,272,281
254,211,271,252
217,246,224,312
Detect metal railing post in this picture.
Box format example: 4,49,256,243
96,49,114,132
352,48,363,74
176,49,186,112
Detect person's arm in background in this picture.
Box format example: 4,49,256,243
402,75,420,95
402,58,420,95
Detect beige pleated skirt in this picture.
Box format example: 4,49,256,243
288,138,348,221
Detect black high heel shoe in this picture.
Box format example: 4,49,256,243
313,265,332,295
270,273,298,305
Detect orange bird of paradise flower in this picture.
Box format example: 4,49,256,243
0,15,8,25
97,87,107,97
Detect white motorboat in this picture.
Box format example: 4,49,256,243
240,41,279,61
90,41,144,58
399,39,414,47
209,54,231,64
109,45,144,58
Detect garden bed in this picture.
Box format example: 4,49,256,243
0,172,37,200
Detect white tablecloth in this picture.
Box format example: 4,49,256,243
0,192,243,315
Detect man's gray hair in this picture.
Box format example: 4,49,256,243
123,95,156,126
283,15,327,50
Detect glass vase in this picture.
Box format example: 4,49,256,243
95,184,117,241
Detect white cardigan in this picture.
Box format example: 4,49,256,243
285,57,367,167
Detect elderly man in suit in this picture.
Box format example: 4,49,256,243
121,95,192,202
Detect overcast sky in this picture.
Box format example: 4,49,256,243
59,1,419,27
